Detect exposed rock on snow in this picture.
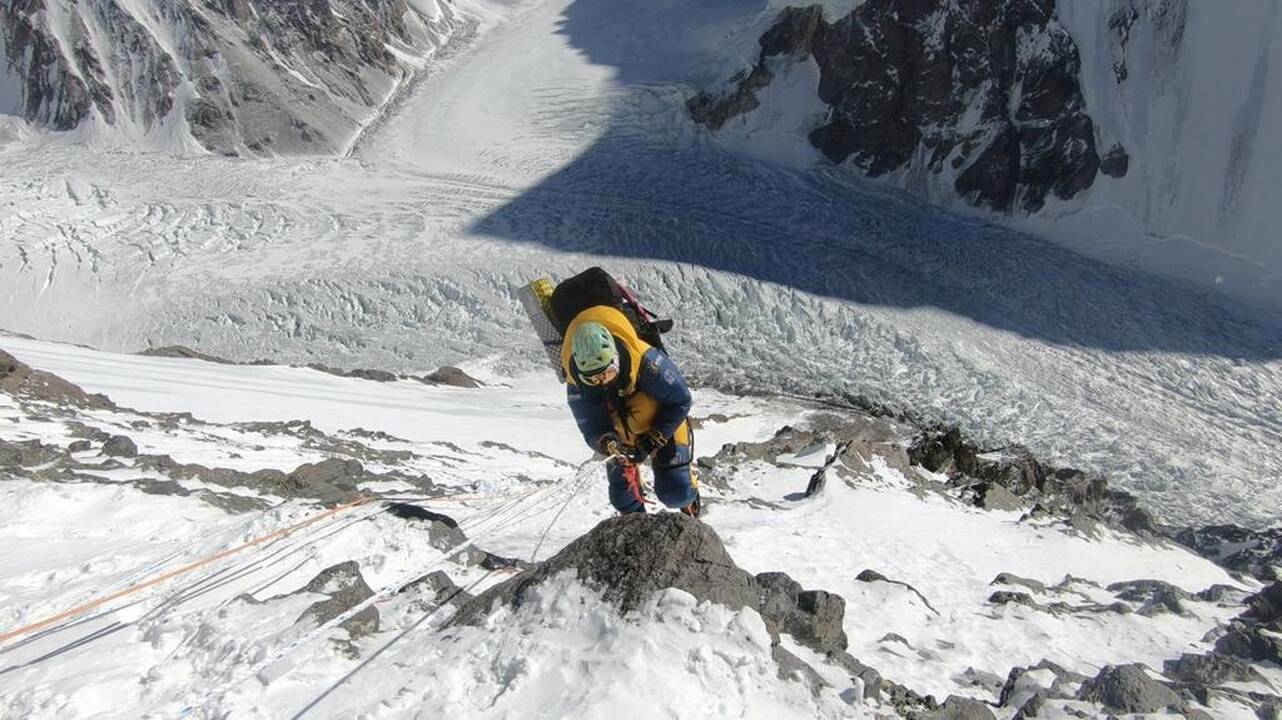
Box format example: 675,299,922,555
399,569,474,611
419,366,484,389
1163,652,1267,688
1108,579,1192,617
856,569,941,617
691,1,1107,213
0,348,114,410
451,514,765,623
4,337,1281,718
293,561,379,640
912,695,997,720
450,512,953,713
998,659,1089,709
308,363,401,383
100,434,138,458
1076,663,1182,714
1175,525,1282,583
138,345,237,364
1216,582,1282,667
0,437,62,468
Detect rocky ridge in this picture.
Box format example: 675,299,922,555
0,0,470,155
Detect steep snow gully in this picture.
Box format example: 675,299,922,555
1,0,1280,533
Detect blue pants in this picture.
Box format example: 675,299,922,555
608,439,694,513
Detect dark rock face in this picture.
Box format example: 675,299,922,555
691,0,1114,213
755,571,849,652
912,695,997,720
0,438,63,468
1175,524,1282,582
447,513,955,712
1215,582,1282,665
1107,579,1191,616
450,513,763,624
905,427,1163,538
101,435,139,458
0,348,115,410
138,346,237,364
308,364,400,383
400,569,474,610
1163,652,1265,686
999,659,1087,709
450,514,855,656
991,573,1047,595
295,561,379,639
1077,664,1181,714
420,366,484,389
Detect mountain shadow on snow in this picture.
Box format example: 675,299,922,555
470,0,1282,358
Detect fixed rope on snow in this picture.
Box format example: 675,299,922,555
0,495,377,647
182,462,600,716
0,484,529,650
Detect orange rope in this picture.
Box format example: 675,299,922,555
0,495,375,646
623,462,653,506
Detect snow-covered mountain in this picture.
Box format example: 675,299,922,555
1,0,1280,534
0,0,468,154
1,334,1278,718
690,0,1282,309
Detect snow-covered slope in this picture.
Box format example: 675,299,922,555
1,335,1277,719
0,0,473,154
690,0,1282,309
0,0,1279,534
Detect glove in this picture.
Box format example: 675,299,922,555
597,432,624,458
627,430,667,464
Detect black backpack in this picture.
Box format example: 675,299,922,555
550,267,672,352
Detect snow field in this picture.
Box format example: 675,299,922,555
0,336,1264,718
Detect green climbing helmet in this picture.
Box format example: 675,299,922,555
572,322,618,375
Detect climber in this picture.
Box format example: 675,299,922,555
562,307,699,517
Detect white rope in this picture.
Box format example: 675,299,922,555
182,462,601,717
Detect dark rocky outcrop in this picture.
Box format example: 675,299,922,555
857,569,940,616
399,569,474,610
1163,652,1266,687
909,696,997,720
137,346,237,364
420,367,484,389
308,364,400,383
755,571,849,653
101,435,139,458
1175,525,1282,582
447,513,940,710
991,573,1047,595
691,0,1116,214
999,659,1088,709
1108,579,1191,616
0,348,114,410
0,438,63,468
294,561,379,640
1215,582,1282,665
905,427,1166,539
450,513,763,625
1076,664,1182,714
